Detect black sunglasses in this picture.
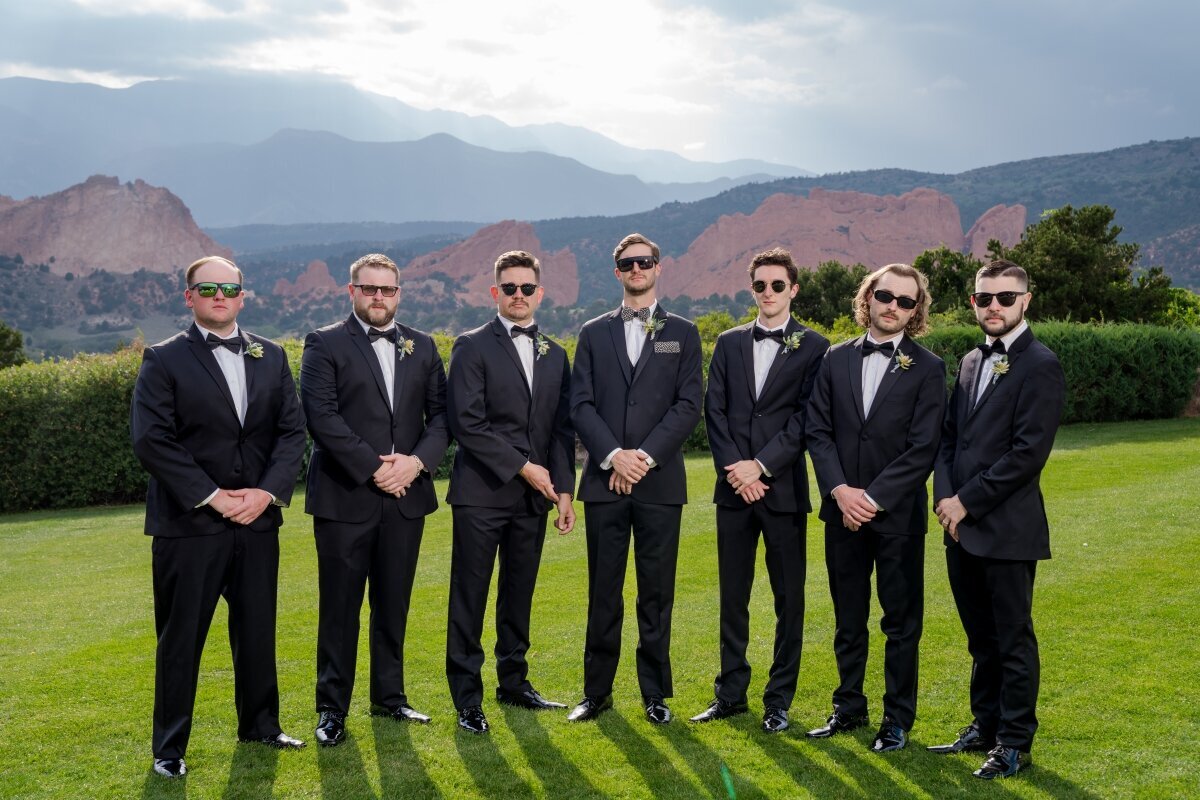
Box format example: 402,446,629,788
873,289,918,310
189,282,242,298
616,256,658,272
971,291,1022,308
500,283,539,297
752,279,789,294
354,284,399,297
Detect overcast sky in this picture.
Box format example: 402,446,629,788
4,0,1198,174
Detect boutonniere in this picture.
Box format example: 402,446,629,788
643,316,666,340
891,352,913,373
398,338,415,360
244,342,264,359
991,356,1009,379
535,333,550,360
781,330,805,353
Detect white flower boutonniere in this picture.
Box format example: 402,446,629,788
991,356,1010,379
782,331,805,353
398,338,415,361
891,352,913,373
244,342,264,359
644,317,666,340
535,333,550,360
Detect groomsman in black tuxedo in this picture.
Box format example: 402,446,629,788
689,248,828,734
445,250,576,734
804,263,946,753
131,256,308,779
567,233,703,725
301,253,450,747
930,259,1064,779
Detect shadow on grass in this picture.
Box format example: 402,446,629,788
140,767,187,800
316,734,375,799
596,711,719,799
371,715,441,799
221,742,279,800
901,743,1108,800
749,729,864,797
664,719,774,799
1052,418,1200,450
501,705,602,799
454,725,535,799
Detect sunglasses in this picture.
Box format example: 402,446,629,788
616,256,658,272
189,282,242,298
354,284,399,297
500,283,539,297
873,289,918,310
971,291,1022,308
752,279,789,294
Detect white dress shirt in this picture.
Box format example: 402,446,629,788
497,314,535,388
602,301,659,470
753,322,786,400
975,321,1028,406
196,322,248,424
356,316,397,410
862,332,904,416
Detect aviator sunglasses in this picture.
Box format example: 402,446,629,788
189,282,242,298
354,284,399,297
616,256,658,272
752,279,789,294
971,291,1022,308
499,283,539,297
873,289,919,310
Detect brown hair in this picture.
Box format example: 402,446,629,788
975,258,1030,291
613,233,661,263
852,263,932,337
184,256,243,287
494,250,541,283
349,253,400,283
747,247,799,284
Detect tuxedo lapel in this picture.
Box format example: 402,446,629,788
756,319,798,402
492,318,532,399
346,315,392,412
969,328,1033,420
846,335,867,422
960,350,983,420
740,324,757,401
630,306,665,386
186,324,240,423
865,337,906,423
391,324,414,413
606,311,633,385
240,332,258,415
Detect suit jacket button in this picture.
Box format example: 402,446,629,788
628,400,636,406
860,432,869,441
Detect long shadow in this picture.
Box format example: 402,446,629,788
372,715,442,799
453,725,536,800
221,742,279,800
140,766,188,800
316,733,376,800
748,728,860,797
662,717,771,799
595,712,716,798
904,742,1108,800
500,705,602,799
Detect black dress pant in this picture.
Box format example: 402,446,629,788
582,497,682,700
825,522,925,730
713,502,806,709
314,499,424,714
151,528,281,759
945,542,1039,751
446,500,548,709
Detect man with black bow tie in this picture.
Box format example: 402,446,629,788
930,259,1064,779
689,248,828,734
444,250,576,734
567,233,702,725
131,256,308,779
804,263,946,753
301,253,449,747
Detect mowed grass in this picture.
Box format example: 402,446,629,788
1,418,1198,799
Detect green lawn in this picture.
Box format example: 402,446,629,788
1,419,1197,799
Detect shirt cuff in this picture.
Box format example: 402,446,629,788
755,459,772,478
637,449,656,469
196,488,219,508
600,448,620,470
863,492,882,511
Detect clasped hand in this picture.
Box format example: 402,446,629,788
608,449,650,495
725,460,769,504
374,454,421,497
210,487,272,526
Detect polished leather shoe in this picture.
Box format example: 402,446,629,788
927,722,994,754
152,758,186,778
974,745,1026,779
496,688,568,710
871,718,907,752
240,732,306,749
371,703,432,724
457,706,490,734
644,696,672,725
315,711,346,747
689,698,748,723
567,695,613,722
806,710,870,738
762,706,789,734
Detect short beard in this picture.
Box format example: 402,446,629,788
978,310,1023,338
356,305,396,328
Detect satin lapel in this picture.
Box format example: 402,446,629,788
391,324,413,414
757,319,797,402
347,315,391,412
865,337,906,423
740,324,757,402
847,335,867,422
970,328,1033,420
607,311,633,385
959,350,983,420
531,336,550,411
186,324,240,422
630,306,665,386
240,332,258,419
493,318,532,400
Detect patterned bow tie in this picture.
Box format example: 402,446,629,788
510,324,538,339
753,327,784,343
368,327,397,343
620,306,652,323
205,333,242,353
977,340,1007,358
861,339,895,358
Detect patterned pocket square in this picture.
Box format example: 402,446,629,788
654,340,681,354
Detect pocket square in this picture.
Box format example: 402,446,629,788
654,340,681,354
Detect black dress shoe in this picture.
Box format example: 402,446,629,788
927,722,995,754
762,706,789,734
496,688,568,710
371,703,432,724
240,732,306,749
689,698,748,723
457,706,490,734
152,758,186,778
644,697,672,725
315,711,346,747
974,745,1026,779
871,718,907,752
567,695,613,722
806,710,870,738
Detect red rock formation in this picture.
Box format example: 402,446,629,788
402,220,579,307
274,259,340,297
0,175,231,275
965,204,1027,259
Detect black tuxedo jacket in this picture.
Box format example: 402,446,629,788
301,315,449,522
445,319,575,508
705,319,828,513
933,328,1064,560
570,305,702,505
806,334,947,535
131,324,307,538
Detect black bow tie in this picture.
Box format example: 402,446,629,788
620,306,652,323
753,327,784,343
368,327,397,343
861,339,895,358
510,324,538,339
977,340,1007,358
205,333,242,353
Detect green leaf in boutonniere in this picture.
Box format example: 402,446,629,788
644,317,666,340
891,352,913,373
781,330,805,353
991,356,1009,379
398,338,415,361
244,341,264,359
535,333,550,360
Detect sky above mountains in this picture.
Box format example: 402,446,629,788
4,0,1198,174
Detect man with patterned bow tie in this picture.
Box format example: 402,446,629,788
567,233,703,725
689,248,828,734
301,253,449,747
444,250,576,735
131,255,308,779
804,263,946,754
930,259,1064,779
